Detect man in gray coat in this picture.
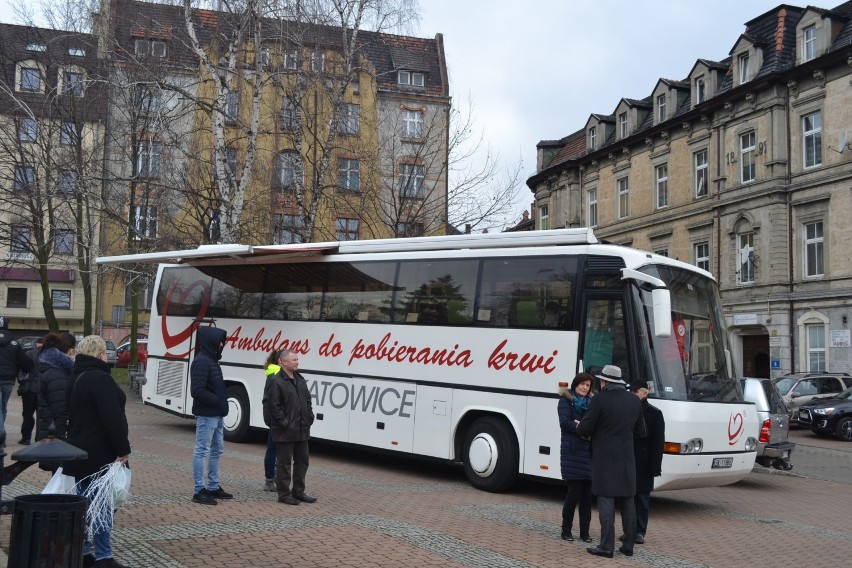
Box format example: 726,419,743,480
262,349,316,505
577,364,644,558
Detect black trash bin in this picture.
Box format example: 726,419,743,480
7,494,86,568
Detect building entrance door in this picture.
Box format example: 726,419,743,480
742,334,770,378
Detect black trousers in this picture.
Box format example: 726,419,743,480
275,440,310,497
20,392,37,440
596,495,636,553
562,479,592,536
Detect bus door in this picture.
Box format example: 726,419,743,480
580,294,632,387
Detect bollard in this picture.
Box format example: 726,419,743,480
7,494,86,568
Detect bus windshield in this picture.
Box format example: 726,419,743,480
633,265,742,402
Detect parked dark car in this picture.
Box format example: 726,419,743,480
771,372,852,424
798,386,852,442
740,378,794,469
16,336,44,351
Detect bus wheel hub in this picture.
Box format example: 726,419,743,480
468,433,498,476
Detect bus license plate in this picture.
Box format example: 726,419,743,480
711,457,733,469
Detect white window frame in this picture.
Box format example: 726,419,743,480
20,66,41,91
285,49,300,70
338,103,360,135
695,149,708,197
695,242,710,272
738,52,750,85
136,141,162,178
53,229,75,255
803,221,824,278
311,50,325,72
617,177,629,219
14,166,35,192
803,111,822,169
18,117,37,142
399,164,425,198
132,205,158,240
225,91,238,122
336,217,360,241
589,126,596,149
740,131,756,183
737,232,755,285
806,323,826,372
397,71,424,87
51,289,72,310
281,96,298,131
338,158,360,192
63,70,84,97
803,25,817,62
657,94,666,123
277,151,301,190
619,112,627,138
272,214,305,244
60,122,77,145
396,222,424,238
11,226,31,252
655,163,668,209
58,170,78,194
539,205,549,230
695,76,705,104
588,188,597,227
402,109,423,139
140,88,162,114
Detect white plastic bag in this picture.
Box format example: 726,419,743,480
82,462,132,535
42,467,77,495
112,466,132,508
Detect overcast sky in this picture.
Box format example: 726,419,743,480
0,0,794,227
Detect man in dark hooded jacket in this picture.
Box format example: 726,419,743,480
0,316,33,447
190,326,233,505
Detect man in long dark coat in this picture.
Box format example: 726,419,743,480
628,379,665,544
576,364,644,558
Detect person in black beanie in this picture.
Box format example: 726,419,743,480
0,316,33,447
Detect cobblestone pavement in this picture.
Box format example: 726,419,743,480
1,388,849,567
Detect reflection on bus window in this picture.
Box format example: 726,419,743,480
260,263,326,320
582,298,629,383
157,267,213,318
477,257,576,329
323,262,396,323
394,260,477,325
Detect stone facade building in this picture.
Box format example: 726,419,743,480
528,2,852,377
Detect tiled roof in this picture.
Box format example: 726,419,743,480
544,129,587,169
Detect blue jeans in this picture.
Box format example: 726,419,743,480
264,430,276,480
193,416,224,494
0,382,14,443
634,491,652,536
77,477,114,561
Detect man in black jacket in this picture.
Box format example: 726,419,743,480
263,349,316,505
190,327,233,505
0,316,33,448
577,364,644,559
626,380,665,544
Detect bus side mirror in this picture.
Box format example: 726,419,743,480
652,288,672,338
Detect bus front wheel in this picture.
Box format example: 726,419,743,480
223,385,250,442
462,416,519,492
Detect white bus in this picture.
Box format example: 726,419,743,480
98,228,757,492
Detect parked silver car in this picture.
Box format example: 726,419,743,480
740,377,794,470
772,372,852,424
105,340,117,367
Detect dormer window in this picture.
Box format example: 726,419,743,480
802,25,816,62
134,39,167,58
20,66,41,91
397,71,424,87
589,126,596,150
619,112,627,138
26,43,46,52
657,94,666,123
738,53,750,85
69,48,86,57
695,76,705,104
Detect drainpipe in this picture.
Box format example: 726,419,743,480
785,82,795,373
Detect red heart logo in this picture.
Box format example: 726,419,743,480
162,279,211,358
728,412,744,445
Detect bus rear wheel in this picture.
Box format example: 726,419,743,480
223,385,250,442
462,416,519,492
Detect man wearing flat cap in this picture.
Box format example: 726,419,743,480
576,364,645,559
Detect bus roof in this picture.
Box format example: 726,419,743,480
96,228,599,265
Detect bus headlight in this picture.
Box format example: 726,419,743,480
663,438,703,454
744,437,757,452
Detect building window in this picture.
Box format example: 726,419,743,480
694,149,708,197
14,167,35,192
310,50,325,72
695,242,710,272
588,188,597,227
20,66,41,91
655,249,669,257
60,122,77,145
18,117,37,142
402,109,423,139
212,148,237,182
124,274,155,310
655,164,668,209
336,217,359,241
11,226,31,252
740,131,756,183
58,170,78,194
284,49,300,70
806,323,826,372
63,71,83,96
54,229,75,255
338,103,360,134
617,177,629,219
803,25,817,62
619,112,627,138
539,205,549,230
588,126,596,150
134,39,166,57
131,205,158,240
397,71,425,87
396,222,424,238
26,43,46,52
803,111,822,168
51,290,71,310
272,214,304,244
695,75,706,104
139,88,161,114
738,52,750,84
399,164,425,197
6,288,27,308
657,94,666,122
136,141,162,178
804,221,824,278
68,48,85,57
225,91,238,122
281,96,298,131
338,158,360,192
276,151,301,190
737,232,754,284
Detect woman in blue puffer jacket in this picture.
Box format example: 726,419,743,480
557,372,595,543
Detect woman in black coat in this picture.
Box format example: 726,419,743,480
557,372,595,542
35,332,76,441
63,336,131,568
